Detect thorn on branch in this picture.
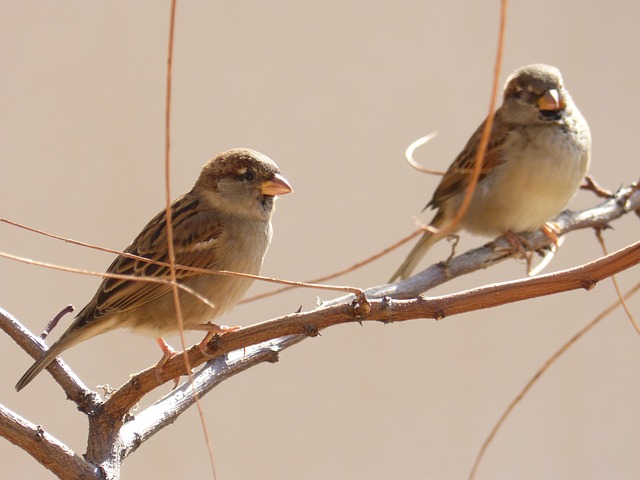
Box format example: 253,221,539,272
200,332,223,357
350,294,371,320
131,432,142,450
379,296,393,324
266,349,280,363
592,224,613,234
303,324,320,337
130,375,142,390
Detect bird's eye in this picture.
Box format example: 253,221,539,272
239,170,255,182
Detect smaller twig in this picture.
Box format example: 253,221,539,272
241,229,423,304
444,234,460,264
40,304,74,339
160,0,217,474
1,217,364,297
594,228,639,335
245,275,365,297
468,281,640,480
0,217,135,257
0,251,220,311
422,1,506,239
404,131,446,175
581,174,614,198
1,250,366,316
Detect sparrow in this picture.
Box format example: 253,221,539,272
16,148,292,391
390,64,591,282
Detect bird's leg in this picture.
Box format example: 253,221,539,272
155,337,179,366
193,323,241,359
153,337,183,387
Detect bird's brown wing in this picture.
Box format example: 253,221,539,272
76,194,225,326
427,113,511,210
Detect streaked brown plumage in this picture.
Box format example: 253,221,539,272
16,148,292,391
390,64,591,281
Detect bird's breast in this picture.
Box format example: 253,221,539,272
459,124,589,235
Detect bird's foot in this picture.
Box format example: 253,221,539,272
196,324,241,359
501,230,531,255
500,230,534,271
541,222,561,251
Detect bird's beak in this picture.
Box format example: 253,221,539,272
537,89,564,111
261,173,293,196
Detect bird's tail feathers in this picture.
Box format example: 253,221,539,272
389,213,447,282
15,328,85,391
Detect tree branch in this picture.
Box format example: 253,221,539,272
106,236,640,420
118,335,304,458
0,403,100,479
1,181,637,478
0,309,101,414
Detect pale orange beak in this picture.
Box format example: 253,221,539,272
261,173,293,196
537,89,565,111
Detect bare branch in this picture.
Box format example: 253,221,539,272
0,308,101,413
104,236,640,420
0,403,100,479
1,181,637,477
119,335,304,457
468,280,640,480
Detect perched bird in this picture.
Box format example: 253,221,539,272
16,148,292,391
390,64,591,282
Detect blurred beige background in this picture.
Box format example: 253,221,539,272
1,2,639,479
